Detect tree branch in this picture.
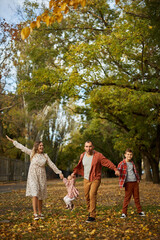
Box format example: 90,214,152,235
92,81,160,93
35,26,110,32
99,114,130,133
123,10,149,19
0,100,22,113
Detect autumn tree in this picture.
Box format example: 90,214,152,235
62,0,160,182
0,19,25,155
12,0,160,182
9,1,79,167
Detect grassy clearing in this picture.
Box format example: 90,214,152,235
0,178,160,239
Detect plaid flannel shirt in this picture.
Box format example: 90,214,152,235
117,159,140,188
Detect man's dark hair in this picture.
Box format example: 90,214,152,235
125,148,133,153
85,140,93,145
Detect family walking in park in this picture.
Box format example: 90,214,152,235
6,136,145,222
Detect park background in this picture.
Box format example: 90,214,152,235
0,0,160,239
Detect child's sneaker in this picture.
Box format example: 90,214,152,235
34,214,39,220
139,212,145,216
120,213,127,218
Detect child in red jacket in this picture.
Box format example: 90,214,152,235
117,148,145,218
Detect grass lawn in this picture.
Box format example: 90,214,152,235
0,178,160,239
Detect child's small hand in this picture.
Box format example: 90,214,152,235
71,172,75,178
67,175,72,180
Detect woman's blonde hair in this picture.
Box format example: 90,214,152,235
30,141,43,160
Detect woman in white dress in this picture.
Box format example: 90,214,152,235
6,135,63,220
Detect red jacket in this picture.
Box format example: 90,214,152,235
117,159,140,188
73,151,117,182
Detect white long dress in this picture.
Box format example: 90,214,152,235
13,141,62,200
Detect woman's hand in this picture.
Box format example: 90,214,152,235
59,173,64,179
6,135,14,142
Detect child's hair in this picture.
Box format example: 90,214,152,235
125,148,133,153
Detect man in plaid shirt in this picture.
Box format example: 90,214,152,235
117,148,145,218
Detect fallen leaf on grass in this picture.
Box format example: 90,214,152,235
90,229,96,235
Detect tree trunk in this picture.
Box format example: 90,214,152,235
151,160,159,184
142,155,152,181
144,152,159,184
23,96,30,178
0,117,4,153
136,156,142,179
154,123,160,184
150,123,160,184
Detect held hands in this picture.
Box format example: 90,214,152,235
115,170,120,177
6,135,14,142
59,173,64,179
71,172,75,178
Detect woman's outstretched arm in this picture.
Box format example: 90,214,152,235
45,154,63,179
6,135,32,156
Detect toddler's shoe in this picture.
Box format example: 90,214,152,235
39,214,44,219
69,203,74,210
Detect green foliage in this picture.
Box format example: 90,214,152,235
57,118,121,173
4,0,160,182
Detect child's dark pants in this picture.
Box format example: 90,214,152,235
122,181,142,215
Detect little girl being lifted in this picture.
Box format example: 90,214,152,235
62,174,79,210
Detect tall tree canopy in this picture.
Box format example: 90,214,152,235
1,0,159,182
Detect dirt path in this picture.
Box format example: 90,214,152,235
0,182,26,193
0,180,59,193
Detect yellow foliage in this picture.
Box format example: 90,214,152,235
21,27,30,40
60,2,67,11
42,9,49,17
80,0,86,8
69,1,74,6
30,21,37,32
49,0,54,9
21,0,88,39
20,0,121,39
50,16,56,24
79,224,83,229
56,13,63,23
90,229,96,235
65,6,69,14
45,15,50,26
36,16,41,28
73,3,78,9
